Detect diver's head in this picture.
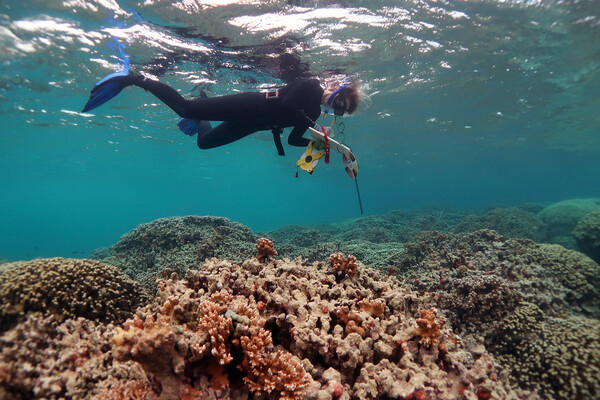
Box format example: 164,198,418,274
323,82,360,116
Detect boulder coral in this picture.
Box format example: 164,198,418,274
92,216,257,285
537,198,600,248
0,257,148,332
573,208,600,264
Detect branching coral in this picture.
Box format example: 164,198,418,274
413,307,446,347
111,278,311,400
256,237,277,263
239,323,311,399
329,252,358,277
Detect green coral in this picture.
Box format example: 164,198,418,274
493,302,600,399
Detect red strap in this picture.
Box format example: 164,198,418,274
321,126,330,164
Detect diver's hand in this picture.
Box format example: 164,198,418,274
313,140,326,150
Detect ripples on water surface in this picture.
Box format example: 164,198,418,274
0,0,599,258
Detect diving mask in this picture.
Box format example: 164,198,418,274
325,84,349,116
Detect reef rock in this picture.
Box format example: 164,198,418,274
0,257,148,332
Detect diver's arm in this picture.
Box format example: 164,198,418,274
288,126,311,147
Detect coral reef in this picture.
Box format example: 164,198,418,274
161,256,526,399
0,257,148,332
397,230,600,400
0,252,531,400
398,230,600,327
267,206,547,270
491,302,600,399
91,216,258,291
329,252,358,277
537,198,600,248
256,237,277,263
452,207,545,242
0,313,149,400
573,209,600,263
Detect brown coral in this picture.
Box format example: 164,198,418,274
413,307,446,347
329,252,357,277
0,257,148,332
256,237,277,263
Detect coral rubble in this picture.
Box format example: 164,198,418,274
0,257,148,332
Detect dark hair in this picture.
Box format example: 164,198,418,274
338,83,360,114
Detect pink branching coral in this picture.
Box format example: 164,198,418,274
239,322,311,400
256,237,277,263
329,252,358,277
111,280,311,400
413,307,446,347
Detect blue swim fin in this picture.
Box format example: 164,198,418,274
177,118,211,136
82,70,132,113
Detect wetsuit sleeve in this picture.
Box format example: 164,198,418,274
288,126,311,147
281,79,322,147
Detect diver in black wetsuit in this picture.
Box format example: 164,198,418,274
82,71,360,156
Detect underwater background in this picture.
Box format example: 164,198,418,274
1,2,600,399
1,0,599,259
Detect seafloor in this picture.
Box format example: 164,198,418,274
0,198,599,400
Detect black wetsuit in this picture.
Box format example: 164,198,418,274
134,77,324,154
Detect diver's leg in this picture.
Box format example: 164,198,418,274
134,77,260,120
196,121,257,149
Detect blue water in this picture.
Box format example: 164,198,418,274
1,0,599,260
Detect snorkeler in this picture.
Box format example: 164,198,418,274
82,70,360,156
